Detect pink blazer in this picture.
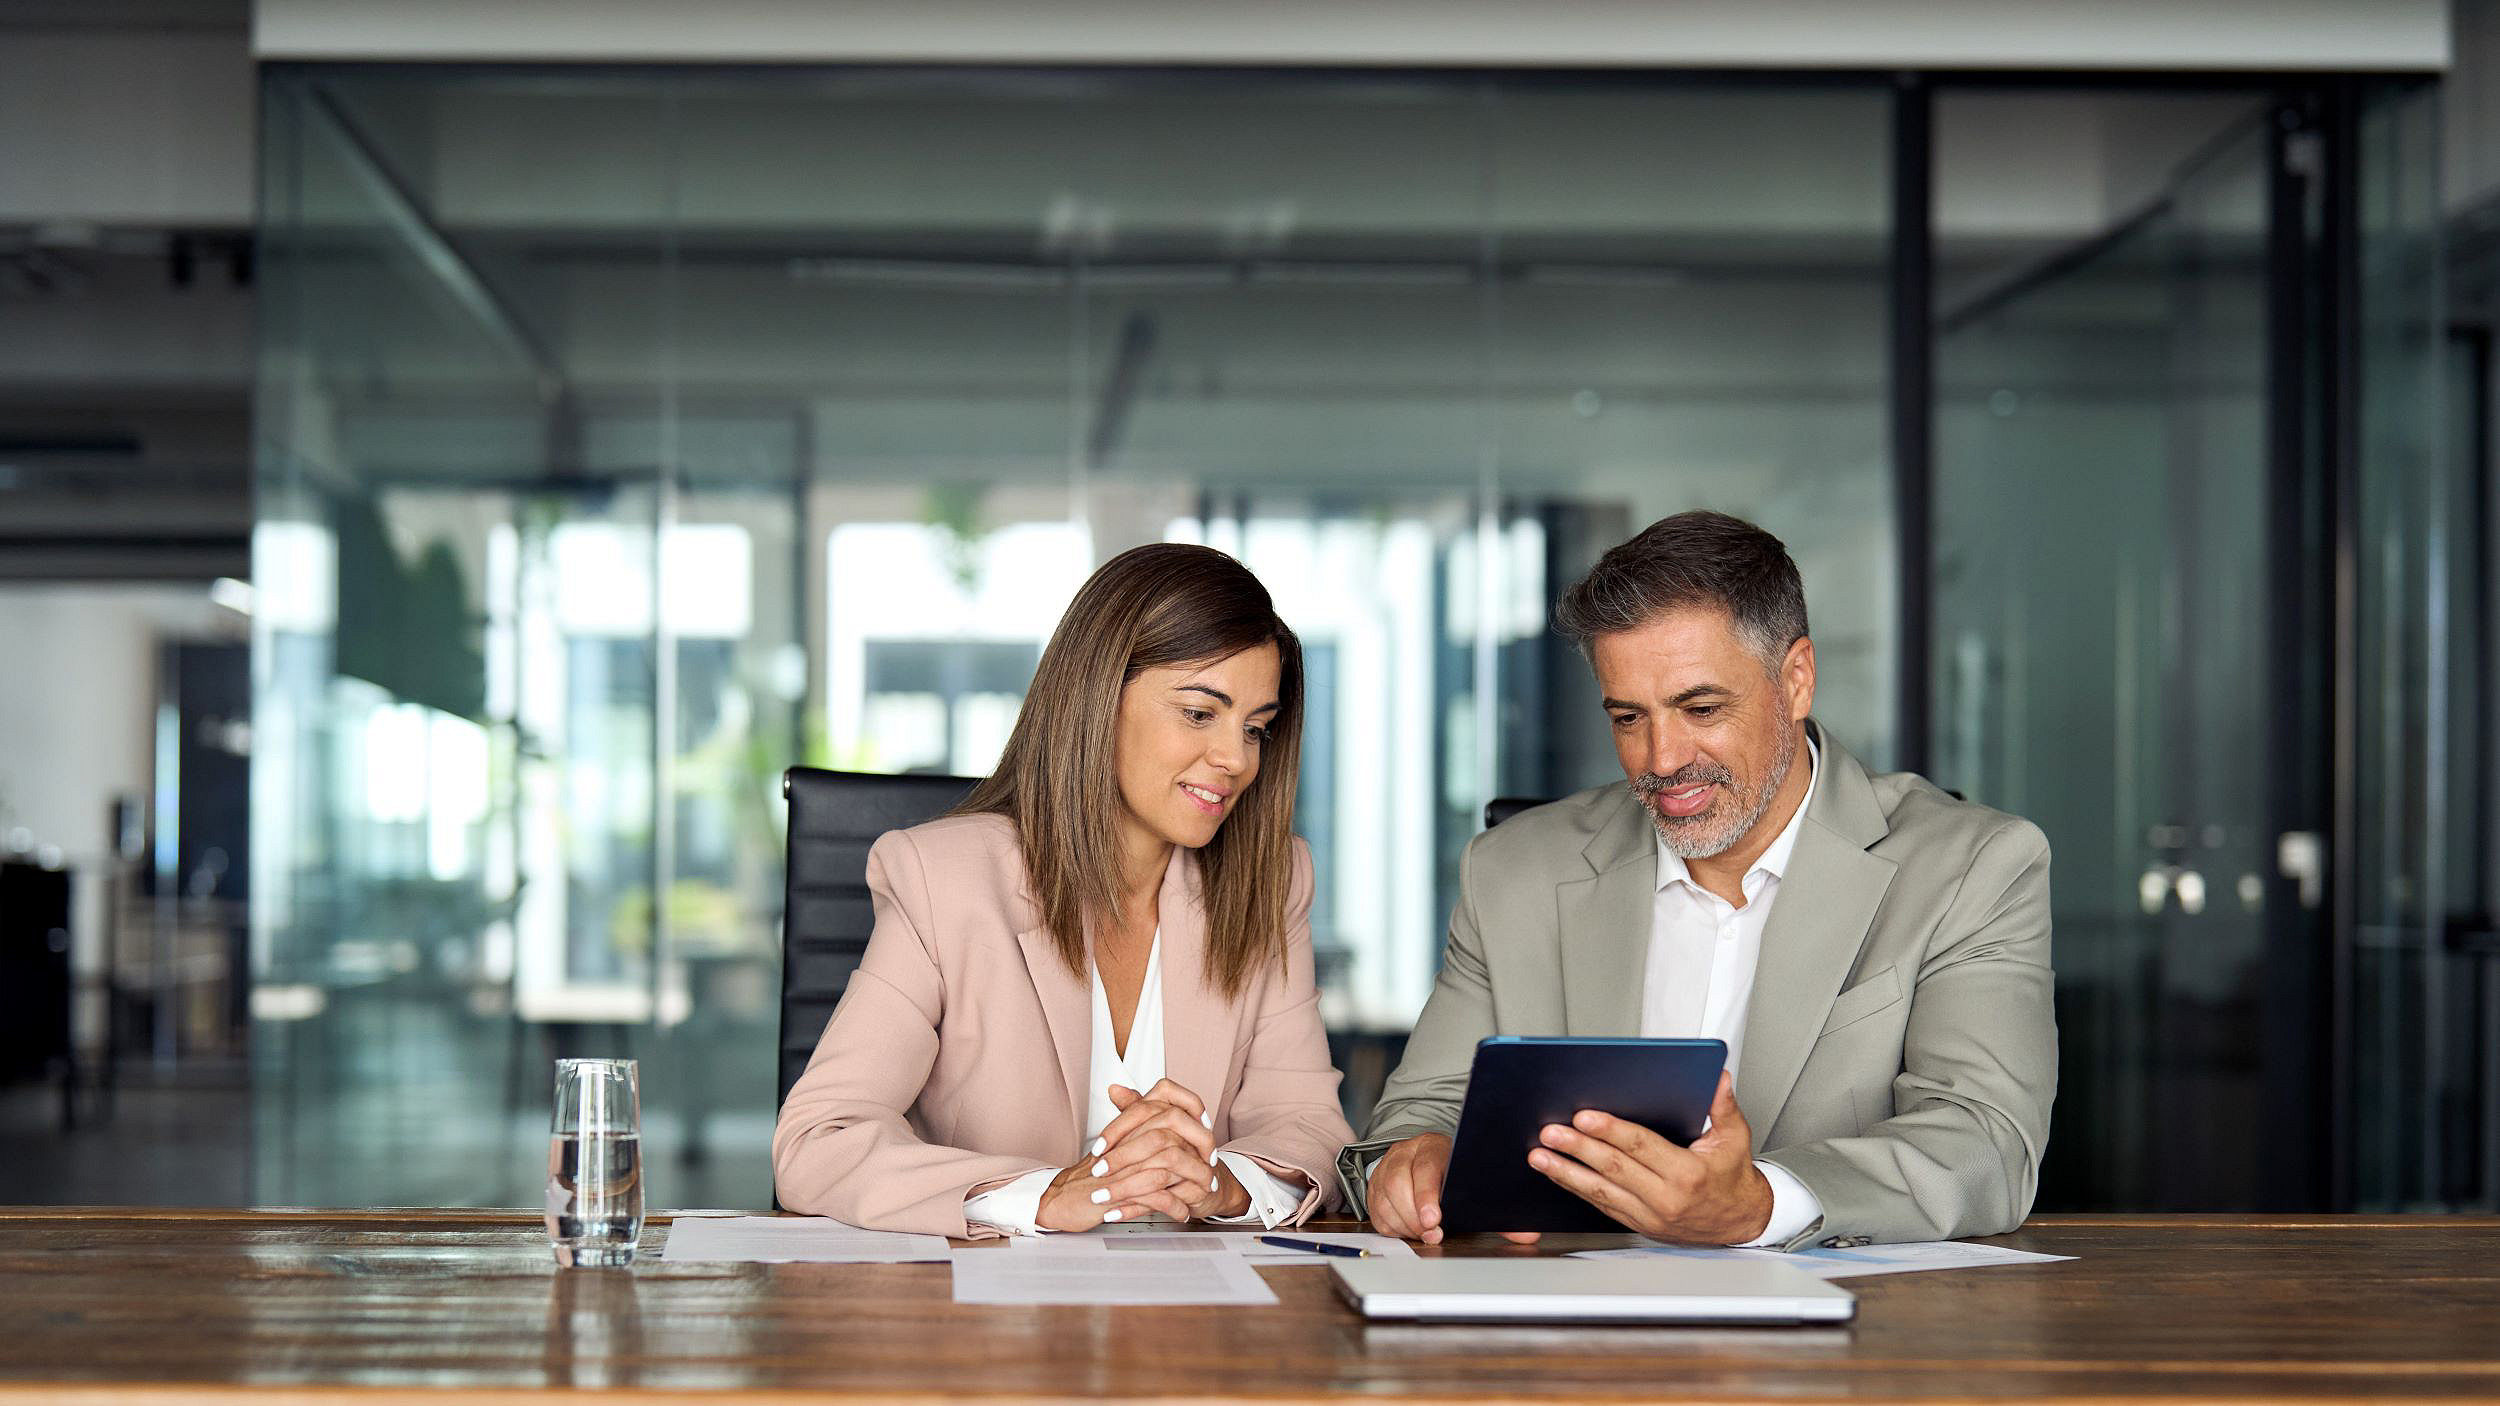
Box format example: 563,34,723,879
771,812,1355,1237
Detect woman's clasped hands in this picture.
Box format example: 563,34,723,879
1035,1078,1250,1230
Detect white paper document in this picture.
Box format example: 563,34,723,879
1570,1239,2072,1279
1005,1229,1415,1265
661,1215,951,1264
950,1245,1279,1305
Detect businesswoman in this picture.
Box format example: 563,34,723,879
773,543,1354,1236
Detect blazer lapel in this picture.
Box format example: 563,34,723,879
1011,892,1092,1143
1735,726,1897,1139
1155,849,1236,1126
1559,790,1657,1036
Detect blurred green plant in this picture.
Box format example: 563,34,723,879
923,482,987,592
610,878,746,957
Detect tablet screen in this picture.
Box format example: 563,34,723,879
1436,1036,1727,1234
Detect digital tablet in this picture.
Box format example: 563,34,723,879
1436,1036,1727,1234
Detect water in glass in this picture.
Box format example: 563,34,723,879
546,1058,643,1268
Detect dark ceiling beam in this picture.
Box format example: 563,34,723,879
302,84,563,397
1085,311,1158,471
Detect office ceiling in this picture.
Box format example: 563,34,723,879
0,52,2266,578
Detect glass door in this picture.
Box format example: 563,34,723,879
1933,108,2331,1209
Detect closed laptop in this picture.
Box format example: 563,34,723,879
1331,1257,1856,1325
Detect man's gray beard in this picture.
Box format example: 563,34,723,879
1645,723,1799,860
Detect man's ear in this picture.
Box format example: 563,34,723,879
1782,637,1817,722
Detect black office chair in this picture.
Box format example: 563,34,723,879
778,767,977,1109
1482,796,1550,829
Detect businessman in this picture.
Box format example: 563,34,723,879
1354,510,2056,1250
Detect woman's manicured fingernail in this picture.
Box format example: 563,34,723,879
1200,1111,1213,1129
1090,1188,1109,1205
1092,1159,1108,1176
1089,1137,1106,1156
1103,1209,1123,1223
1210,1174,1220,1190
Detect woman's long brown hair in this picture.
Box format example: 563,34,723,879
952,543,1303,998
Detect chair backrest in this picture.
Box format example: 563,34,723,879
1482,796,1551,830
779,767,977,1107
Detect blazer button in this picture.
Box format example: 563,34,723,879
1820,1235,1872,1249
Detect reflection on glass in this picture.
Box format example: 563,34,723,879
1934,93,2283,1210
1491,89,1898,771
2351,81,2467,1210
256,68,1900,1206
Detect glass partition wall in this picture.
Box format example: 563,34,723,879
257,65,2456,1215
2349,83,2470,1211
253,71,1895,1208
1930,81,2459,1212
1934,92,2295,1209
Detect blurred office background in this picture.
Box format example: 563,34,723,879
0,0,2490,1215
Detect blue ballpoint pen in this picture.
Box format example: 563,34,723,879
1254,1235,1371,1258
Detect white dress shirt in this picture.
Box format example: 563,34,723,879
1641,736,1827,1249
964,930,1307,1234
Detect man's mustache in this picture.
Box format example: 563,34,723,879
1631,761,1734,796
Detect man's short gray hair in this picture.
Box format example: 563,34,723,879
1553,510,1809,671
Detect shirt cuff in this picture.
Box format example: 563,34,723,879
963,1165,1060,1237
1208,1150,1307,1229
1735,1159,1823,1248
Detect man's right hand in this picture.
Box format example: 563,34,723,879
1366,1132,1543,1245
1366,1133,1453,1244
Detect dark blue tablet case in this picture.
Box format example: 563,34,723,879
1436,1036,1729,1234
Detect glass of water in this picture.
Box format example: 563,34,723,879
546,1057,643,1268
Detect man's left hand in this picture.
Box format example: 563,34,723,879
1527,1072,1775,1245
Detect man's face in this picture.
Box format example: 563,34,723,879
1591,606,1815,860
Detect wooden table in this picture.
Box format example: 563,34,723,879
5,1209,2498,1402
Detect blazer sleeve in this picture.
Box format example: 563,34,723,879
1360,827,1496,1146
770,830,1056,1237
1757,818,2059,1246
1216,839,1359,1221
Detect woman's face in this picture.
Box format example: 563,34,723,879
1112,642,1283,856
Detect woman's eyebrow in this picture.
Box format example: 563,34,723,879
1177,682,1280,716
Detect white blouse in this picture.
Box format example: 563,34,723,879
964,930,1305,1234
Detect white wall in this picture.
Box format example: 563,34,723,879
2449,0,2500,211
254,0,2449,71
0,29,254,226
0,587,242,992
1937,93,2266,239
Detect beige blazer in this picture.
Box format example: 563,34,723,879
1361,723,2057,1248
773,812,1355,1237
